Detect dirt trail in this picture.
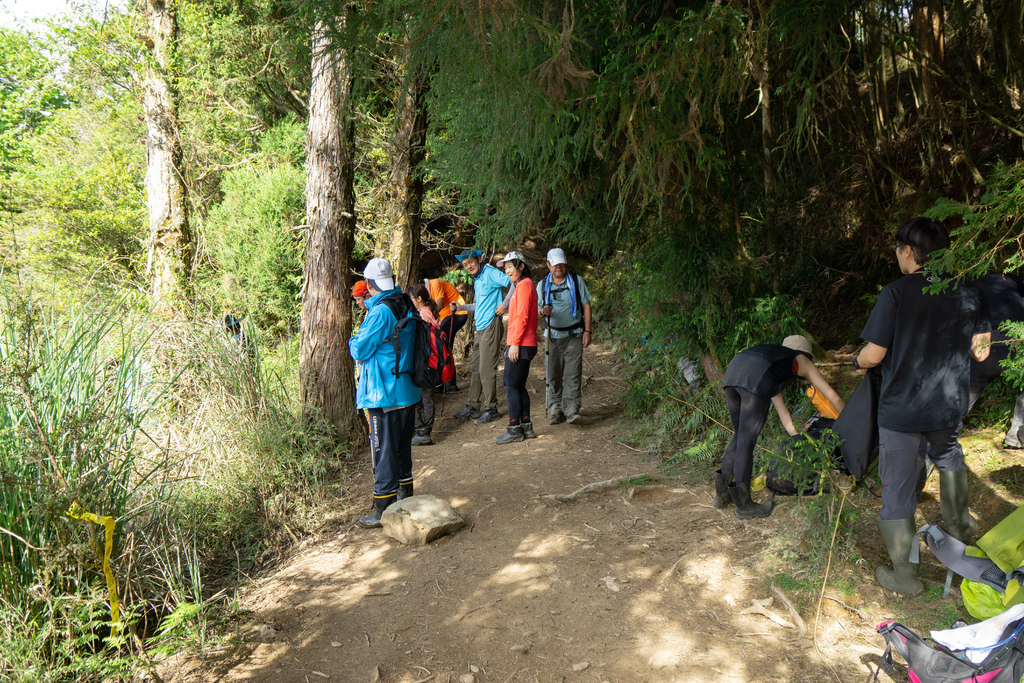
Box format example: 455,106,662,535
161,344,908,683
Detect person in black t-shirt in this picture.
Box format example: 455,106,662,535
716,335,845,519
854,217,991,597
966,272,1024,447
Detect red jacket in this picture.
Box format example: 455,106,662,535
507,278,538,347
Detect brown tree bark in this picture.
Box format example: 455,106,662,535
142,0,193,312
386,67,428,290
300,16,360,444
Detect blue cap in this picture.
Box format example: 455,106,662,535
455,249,484,262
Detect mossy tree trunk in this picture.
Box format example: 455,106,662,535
386,65,428,290
300,15,360,445
142,0,193,312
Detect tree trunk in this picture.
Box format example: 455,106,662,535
142,0,193,311
300,16,360,444
386,66,428,290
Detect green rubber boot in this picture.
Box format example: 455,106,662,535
876,518,924,597
939,470,978,543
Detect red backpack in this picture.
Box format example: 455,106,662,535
427,325,455,385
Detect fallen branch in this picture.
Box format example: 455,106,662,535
740,598,795,629
771,583,807,639
550,474,669,503
659,552,691,585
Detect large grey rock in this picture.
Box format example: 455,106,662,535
381,494,465,545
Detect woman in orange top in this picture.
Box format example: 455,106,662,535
495,251,539,444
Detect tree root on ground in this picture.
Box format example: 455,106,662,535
548,474,670,503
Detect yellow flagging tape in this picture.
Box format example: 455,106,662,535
66,503,119,628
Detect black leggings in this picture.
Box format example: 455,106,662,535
721,386,771,485
503,346,537,425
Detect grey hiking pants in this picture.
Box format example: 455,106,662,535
545,333,584,416
468,317,504,411
1006,392,1024,448
879,425,965,520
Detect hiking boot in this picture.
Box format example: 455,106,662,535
358,494,396,528
549,412,566,425
521,422,537,439
397,481,414,501
474,408,500,425
1004,395,1024,448
939,469,978,544
411,430,432,446
713,470,732,509
495,425,525,444
728,482,774,519
876,517,924,597
566,412,581,424
454,404,481,420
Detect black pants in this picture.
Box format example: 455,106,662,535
440,314,469,361
415,387,434,434
368,405,415,496
722,386,771,485
503,346,537,425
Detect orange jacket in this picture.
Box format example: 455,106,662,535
507,278,538,347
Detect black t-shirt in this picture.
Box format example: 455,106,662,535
971,273,1024,327
723,344,802,400
860,271,990,432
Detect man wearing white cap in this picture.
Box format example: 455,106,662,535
537,248,593,425
349,257,420,528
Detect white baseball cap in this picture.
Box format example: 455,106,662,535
496,251,526,268
363,257,395,292
546,248,567,266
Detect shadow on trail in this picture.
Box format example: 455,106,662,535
178,345,888,683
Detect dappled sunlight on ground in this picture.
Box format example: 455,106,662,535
164,343,949,683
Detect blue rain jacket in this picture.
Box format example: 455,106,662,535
349,290,421,409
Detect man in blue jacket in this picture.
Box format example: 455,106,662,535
349,258,421,528
451,249,512,424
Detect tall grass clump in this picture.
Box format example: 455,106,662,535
0,287,344,679
0,290,163,678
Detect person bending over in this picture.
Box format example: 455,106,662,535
717,335,845,519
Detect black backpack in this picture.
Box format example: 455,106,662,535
874,617,1024,683
379,292,438,390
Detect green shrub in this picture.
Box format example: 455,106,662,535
204,119,306,335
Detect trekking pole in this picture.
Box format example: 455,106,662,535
544,314,551,418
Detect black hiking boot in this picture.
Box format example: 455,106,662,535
521,421,537,439
876,517,924,597
728,482,774,519
474,408,501,425
358,494,396,528
397,481,414,501
713,470,733,509
454,404,481,420
411,429,432,446
495,425,525,444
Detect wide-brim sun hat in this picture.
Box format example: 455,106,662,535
782,334,815,362
455,248,484,262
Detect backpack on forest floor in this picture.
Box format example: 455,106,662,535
379,292,453,390
873,617,1024,683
